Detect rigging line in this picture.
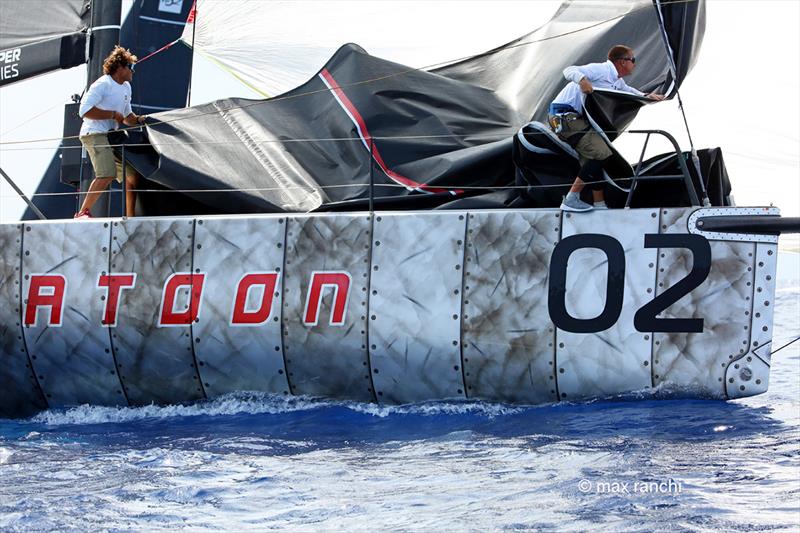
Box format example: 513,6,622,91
136,37,182,64
654,0,709,206
0,126,668,151
0,0,692,147
11,131,519,149
0,101,65,138
769,335,800,357
2,177,634,199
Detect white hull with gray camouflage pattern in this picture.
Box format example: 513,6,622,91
0,206,780,417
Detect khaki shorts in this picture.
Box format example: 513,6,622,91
80,133,136,183
551,114,612,161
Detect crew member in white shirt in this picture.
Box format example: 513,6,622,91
74,46,147,219
548,45,665,212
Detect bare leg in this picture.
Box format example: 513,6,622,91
569,177,604,202
569,177,585,193
79,177,114,213
125,172,139,218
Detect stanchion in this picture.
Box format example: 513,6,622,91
76,150,85,214
121,143,127,217
369,138,374,214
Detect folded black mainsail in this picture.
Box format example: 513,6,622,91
127,0,706,214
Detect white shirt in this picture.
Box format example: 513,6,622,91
79,74,133,136
552,60,644,114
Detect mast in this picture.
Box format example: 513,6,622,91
87,0,122,84
81,0,122,216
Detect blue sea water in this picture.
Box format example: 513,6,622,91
1,254,798,531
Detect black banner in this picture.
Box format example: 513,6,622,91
0,33,87,87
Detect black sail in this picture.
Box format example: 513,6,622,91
0,0,91,86
123,0,707,214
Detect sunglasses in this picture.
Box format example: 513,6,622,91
620,57,636,64
127,63,136,72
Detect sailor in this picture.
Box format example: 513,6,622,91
549,45,665,212
74,46,147,219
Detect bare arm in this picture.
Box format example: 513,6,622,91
83,106,125,122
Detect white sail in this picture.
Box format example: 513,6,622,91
180,0,560,96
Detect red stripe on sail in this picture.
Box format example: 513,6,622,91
319,68,459,195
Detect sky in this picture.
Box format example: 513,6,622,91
0,0,798,233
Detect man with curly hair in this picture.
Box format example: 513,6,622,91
74,46,147,219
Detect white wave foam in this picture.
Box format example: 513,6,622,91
30,392,334,426
348,400,525,418
28,392,527,426
0,447,12,464
27,381,751,427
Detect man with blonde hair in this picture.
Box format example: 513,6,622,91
74,45,147,219
549,44,665,212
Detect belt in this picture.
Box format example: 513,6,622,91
548,103,578,115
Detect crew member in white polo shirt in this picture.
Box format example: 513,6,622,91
74,46,146,219
549,45,665,212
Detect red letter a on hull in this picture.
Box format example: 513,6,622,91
25,274,67,327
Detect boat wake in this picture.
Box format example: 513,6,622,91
20,380,787,430
28,392,526,427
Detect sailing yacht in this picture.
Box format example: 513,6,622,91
0,0,797,417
